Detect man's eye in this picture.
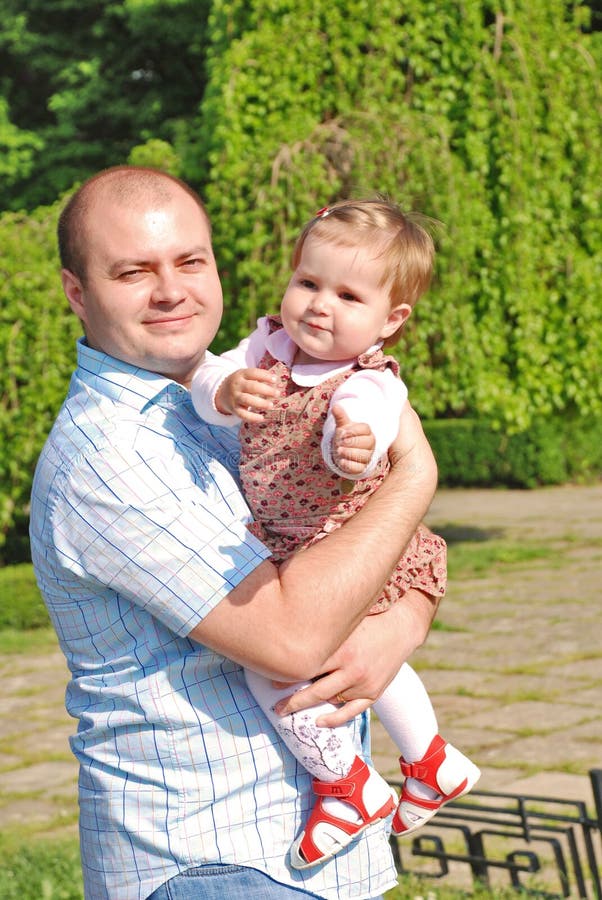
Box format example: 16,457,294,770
182,258,204,269
119,269,143,281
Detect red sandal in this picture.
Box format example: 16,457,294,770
290,755,398,869
391,734,480,836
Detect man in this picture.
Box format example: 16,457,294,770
30,166,439,900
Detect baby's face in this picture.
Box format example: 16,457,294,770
280,236,409,365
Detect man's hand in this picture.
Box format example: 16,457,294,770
215,368,280,421
272,589,437,726
330,404,376,476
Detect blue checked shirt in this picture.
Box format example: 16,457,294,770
29,340,398,900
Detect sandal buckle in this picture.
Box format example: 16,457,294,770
400,760,428,780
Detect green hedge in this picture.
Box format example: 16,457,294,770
0,198,82,563
425,416,602,488
0,0,600,561
198,0,601,434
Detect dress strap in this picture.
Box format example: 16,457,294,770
356,347,400,377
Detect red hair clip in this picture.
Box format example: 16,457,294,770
315,206,331,218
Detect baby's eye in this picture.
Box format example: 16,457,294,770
300,278,318,290
340,291,361,303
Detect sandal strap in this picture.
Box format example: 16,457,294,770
399,734,448,790
313,779,357,799
298,804,370,866
311,754,369,806
298,757,396,865
400,760,430,781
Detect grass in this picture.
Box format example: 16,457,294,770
0,566,81,899
0,833,83,900
444,529,602,582
0,563,59,653
446,539,559,579
0,831,529,900
0,832,523,900
0,563,49,630
0,626,58,654
385,875,527,899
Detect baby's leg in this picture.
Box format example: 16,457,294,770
373,662,480,835
244,668,396,868
245,667,357,780
373,661,439,780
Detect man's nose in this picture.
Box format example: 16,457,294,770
152,268,186,303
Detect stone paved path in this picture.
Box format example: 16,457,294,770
1,484,601,840
371,484,602,809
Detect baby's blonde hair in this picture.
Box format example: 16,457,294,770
292,199,435,346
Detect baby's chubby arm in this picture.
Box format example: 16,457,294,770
190,318,275,426
323,368,408,479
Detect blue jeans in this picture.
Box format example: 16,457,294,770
147,863,384,899
148,864,317,898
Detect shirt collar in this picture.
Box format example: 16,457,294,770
75,338,183,412
264,328,382,386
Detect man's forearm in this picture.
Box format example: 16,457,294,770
272,588,439,725
194,406,437,678
278,436,437,659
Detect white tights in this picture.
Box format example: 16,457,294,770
245,662,439,799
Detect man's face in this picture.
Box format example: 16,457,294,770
62,187,223,387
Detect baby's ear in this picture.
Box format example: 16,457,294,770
380,303,412,340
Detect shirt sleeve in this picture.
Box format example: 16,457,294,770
50,430,271,638
190,318,270,426
321,368,408,479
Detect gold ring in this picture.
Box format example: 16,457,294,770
336,692,347,704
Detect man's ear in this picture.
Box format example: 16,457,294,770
379,303,412,340
61,269,86,321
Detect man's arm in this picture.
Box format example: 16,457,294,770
273,588,440,726
188,403,437,681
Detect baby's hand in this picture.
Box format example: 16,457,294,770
215,368,279,421
331,404,376,476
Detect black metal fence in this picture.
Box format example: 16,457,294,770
389,769,602,898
